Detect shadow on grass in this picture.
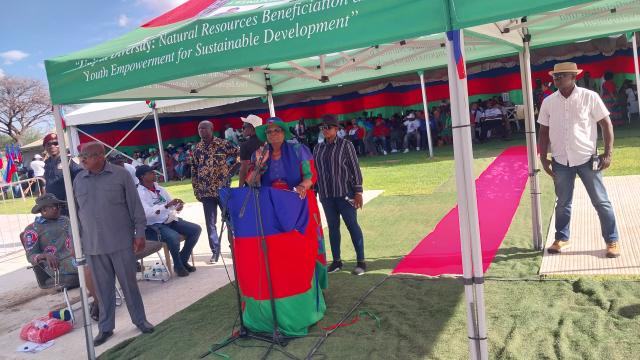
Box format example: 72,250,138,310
100,257,467,360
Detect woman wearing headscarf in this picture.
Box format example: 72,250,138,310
245,117,327,335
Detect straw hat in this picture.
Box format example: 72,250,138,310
548,62,583,76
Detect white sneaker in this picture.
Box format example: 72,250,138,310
383,150,387,155
391,149,398,153
403,149,409,154
416,147,420,151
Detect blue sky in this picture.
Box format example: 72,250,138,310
0,0,188,83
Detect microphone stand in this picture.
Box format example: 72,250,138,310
200,146,297,359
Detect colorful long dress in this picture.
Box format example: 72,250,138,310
225,141,327,337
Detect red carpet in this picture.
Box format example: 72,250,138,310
392,146,529,276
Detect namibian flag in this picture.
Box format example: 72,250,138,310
220,186,326,336
447,30,466,80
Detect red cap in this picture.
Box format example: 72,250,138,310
42,133,57,147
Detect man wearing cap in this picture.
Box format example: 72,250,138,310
238,114,263,187
313,114,366,275
538,62,620,258
42,133,83,215
192,120,239,264
136,165,201,277
23,194,100,320
108,152,138,185
73,142,154,346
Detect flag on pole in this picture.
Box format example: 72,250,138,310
4,153,17,183
447,30,466,80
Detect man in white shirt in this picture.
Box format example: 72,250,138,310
538,62,619,258
402,113,421,153
136,165,201,277
30,154,46,177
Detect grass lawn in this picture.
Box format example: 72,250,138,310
19,123,640,359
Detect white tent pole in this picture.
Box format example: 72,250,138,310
53,105,96,360
152,106,169,182
69,126,81,157
633,33,640,121
265,75,276,117
267,90,276,117
418,71,434,158
445,30,489,360
519,31,544,250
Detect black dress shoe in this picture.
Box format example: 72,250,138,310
93,331,114,346
183,263,196,272
136,320,155,334
174,267,189,277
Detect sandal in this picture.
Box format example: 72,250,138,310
89,302,99,321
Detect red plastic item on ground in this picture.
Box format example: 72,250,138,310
20,316,72,343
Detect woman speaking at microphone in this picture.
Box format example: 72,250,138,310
246,117,328,335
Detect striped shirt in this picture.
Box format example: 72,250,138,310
313,137,363,199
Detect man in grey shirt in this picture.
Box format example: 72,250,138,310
73,142,154,346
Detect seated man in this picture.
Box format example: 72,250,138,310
23,194,100,320
135,165,201,277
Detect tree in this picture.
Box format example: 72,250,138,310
0,76,51,145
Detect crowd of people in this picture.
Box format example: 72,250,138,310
21,111,368,344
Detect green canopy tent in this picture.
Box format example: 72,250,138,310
45,1,640,358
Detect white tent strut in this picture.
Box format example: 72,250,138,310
53,105,96,360
418,71,434,158
152,106,169,182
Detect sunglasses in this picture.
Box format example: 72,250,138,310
552,73,573,80
43,204,60,210
319,125,337,131
265,128,283,135
45,141,59,147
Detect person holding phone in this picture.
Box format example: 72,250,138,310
313,114,366,275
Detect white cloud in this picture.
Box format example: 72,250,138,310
0,68,5,78
1,50,29,65
118,14,131,27
137,0,189,12
37,63,45,70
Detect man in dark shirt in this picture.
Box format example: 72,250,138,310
238,114,263,187
313,114,366,276
42,133,83,215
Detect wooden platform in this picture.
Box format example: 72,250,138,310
540,175,640,276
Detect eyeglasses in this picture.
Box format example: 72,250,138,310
265,128,283,135
242,124,253,129
45,141,59,147
552,73,572,80
44,204,60,210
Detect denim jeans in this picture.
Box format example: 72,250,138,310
320,196,365,262
149,219,201,270
201,197,221,254
552,159,618,243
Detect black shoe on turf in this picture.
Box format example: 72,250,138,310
327,260,343,273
